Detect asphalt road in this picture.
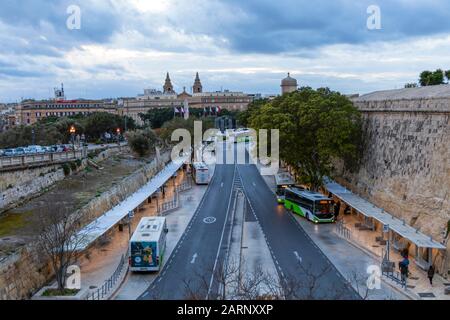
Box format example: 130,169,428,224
237,161,359,299
139,144,237,300
139,143,359,300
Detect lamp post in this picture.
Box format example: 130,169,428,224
69,125,76,149
116,128,121,146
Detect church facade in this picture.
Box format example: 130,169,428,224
120,73,253,125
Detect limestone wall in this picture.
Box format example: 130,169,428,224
0,151,170,300
336,97,450,274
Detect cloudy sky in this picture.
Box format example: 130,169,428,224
1,0,450,102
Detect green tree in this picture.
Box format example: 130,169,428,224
139,108,174,129
445,70,450,83
419,69,445,86
126,128,160,157
404,83,418,88
159,117,215,146
238,99,268,127
249,88,363,191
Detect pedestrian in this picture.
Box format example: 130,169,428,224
399,260,408,285
427,265,435,285
334,201,341,221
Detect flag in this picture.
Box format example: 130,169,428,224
174,107,180,113
209,106,213,115
216,106,221,114
184,99,190,120
203,107,207,117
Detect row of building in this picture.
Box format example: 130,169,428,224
4,72,282,128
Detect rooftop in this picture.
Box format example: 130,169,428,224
354,84,450,102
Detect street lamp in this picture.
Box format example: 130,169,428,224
116,128,121,145
69,125,76,149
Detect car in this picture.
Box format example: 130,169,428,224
14,147,26,156
4,149,15,157
0,150,4,157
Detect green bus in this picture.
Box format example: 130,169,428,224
284,187,335,223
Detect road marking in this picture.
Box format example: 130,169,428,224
203,217,217,224
294,251,302,264
207,166,236,299
191,253,198,264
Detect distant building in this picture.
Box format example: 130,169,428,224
281,73,298,95
15,86,115,126
121,73,253,125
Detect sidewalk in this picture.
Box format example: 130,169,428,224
77,170,189,299
338,213,450,300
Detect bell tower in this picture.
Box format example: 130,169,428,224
192,72,203,93
163,72,174,94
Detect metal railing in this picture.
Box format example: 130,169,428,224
335,220,351,240
87,251,128,300
158,194,179,215
0,149,87,171
175,179,192,193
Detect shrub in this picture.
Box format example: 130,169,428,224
61,163,71,176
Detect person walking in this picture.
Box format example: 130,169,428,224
334,201,341,221
427,265,435,286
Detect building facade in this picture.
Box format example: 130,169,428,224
120,73,253,125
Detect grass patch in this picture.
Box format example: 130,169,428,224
0,212,30,237
42,288,80,297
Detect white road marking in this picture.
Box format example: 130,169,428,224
294,251,302,264
191,253,198,264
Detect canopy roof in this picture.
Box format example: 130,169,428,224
70,155,189,251
326,181,446,250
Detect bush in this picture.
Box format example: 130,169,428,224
126,128,160,157
61,163,71,176
69,162,77,171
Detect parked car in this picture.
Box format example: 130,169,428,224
3,149,17,157
15,147,26,156
0,150,4,157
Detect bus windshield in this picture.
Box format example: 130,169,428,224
315,201,333,216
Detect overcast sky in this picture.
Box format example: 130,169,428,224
1,0,450,102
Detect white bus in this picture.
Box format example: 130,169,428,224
129,217,168,272
192,162,210,185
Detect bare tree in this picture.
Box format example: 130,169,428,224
33,202,92,294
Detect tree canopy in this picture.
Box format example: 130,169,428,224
249,87,363,191
419,69,447,86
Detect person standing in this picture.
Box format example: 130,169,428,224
334,201,341,221
427,265,435,285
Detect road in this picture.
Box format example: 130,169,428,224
237,162,359,299
139,143,237,300
139,142,359,300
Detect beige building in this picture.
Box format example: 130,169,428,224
120,73,253,125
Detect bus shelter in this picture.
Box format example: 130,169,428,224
69,154,190,252
325,181,446,270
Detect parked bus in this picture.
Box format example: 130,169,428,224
284,187,335,223
275,172,296,204
129,217,168,272
192,162,210,185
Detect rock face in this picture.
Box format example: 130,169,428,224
336,85,450,275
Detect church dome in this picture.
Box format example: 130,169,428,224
281,73,297,86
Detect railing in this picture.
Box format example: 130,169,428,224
158,194,179,215
87,251,128,300
335,220,351,240
175,179,192,193
0,149,87,171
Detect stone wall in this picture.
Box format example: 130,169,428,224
336,96,450,274
0,146,126,214
0,151,170,300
